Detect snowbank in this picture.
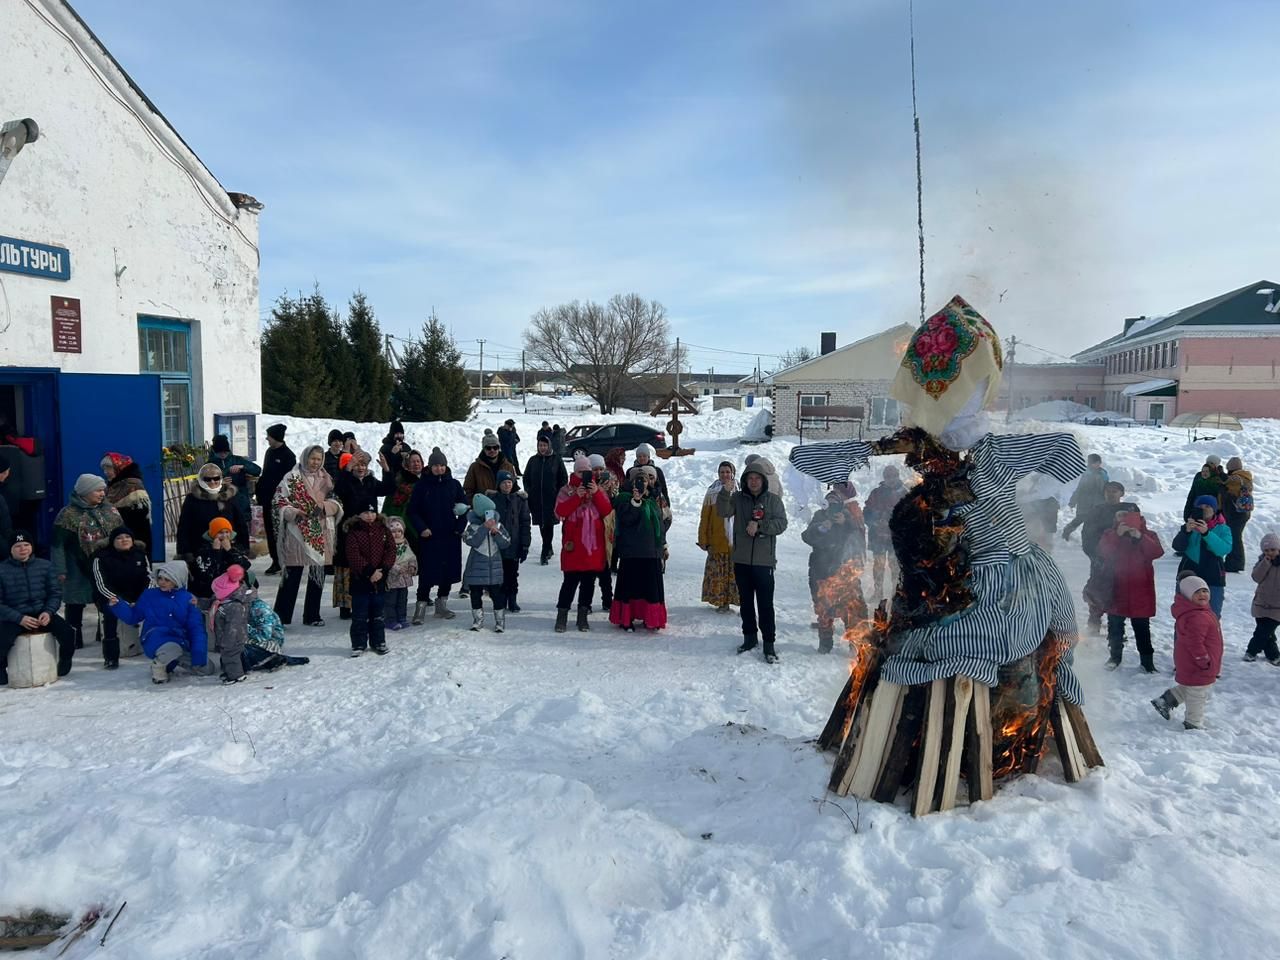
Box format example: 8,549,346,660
1,414,1278,958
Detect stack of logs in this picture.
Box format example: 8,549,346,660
819,632,1103,816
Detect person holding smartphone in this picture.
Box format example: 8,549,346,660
1172,495,1233,618
717,458,788,663
610,466,667,631
553,454,613,632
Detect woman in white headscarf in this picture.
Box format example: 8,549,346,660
272,445,343,626
696,460,739,612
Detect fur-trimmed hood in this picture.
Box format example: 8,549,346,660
342,512,391,534
188,478,238,503
107,473,151,510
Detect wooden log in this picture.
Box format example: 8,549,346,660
911,679,948,817
964,681,994,803
818,673,855,752
847,682,906,798
936,676,973,812
0,934,61,948
1062,699,1104,769
829,676,874,794
872,685,929,803
1050,699,1088,783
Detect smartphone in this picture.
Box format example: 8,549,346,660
485,509,497,522
581,471,594,486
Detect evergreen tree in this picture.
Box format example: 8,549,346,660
261,291,335,416
392,316,472,421
320,298,358,418
344,292,394,422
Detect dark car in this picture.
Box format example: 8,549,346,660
564,423,667,460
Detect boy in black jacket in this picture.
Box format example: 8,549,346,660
91,526,152,668
492,471,531,612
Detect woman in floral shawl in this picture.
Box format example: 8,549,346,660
53,474,125,648
100,452,152,549
272,445,343,626
697,460,739,612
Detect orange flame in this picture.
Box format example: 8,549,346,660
990,634,1066,779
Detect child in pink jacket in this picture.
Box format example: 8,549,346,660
1151,575,1224,729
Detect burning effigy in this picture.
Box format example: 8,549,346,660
792,296,1103,815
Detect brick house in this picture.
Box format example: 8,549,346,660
769,324,915,440
1074,280,1280,421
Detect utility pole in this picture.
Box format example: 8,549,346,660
521,349,527,412
478,338,486,402
675,337,681,395
1004,335,1018,422
756,355,762,397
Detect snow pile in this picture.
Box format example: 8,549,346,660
1010,399,1095,422
1,415,1279,957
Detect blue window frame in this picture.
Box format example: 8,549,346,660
138,316,193,446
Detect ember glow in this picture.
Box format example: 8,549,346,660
990,634,1067,779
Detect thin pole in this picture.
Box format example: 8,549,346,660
675,337,681,394
478,338,486,401
522,349,527,412
910,0,926,325
1004,335,1018,422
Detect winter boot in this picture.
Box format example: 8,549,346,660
412,601,428,625
1243,653,1259,662
459,585,470,599
577,606,591,632
435,596,456,620
508,592,522,614
1105,639,1123,671
817,625,834,654
470,608,484,631
737,634,758,655
151,658,172,684
1139,652,1156,674
555,608,570,633
763,642,779,665
339,607,352,621
494,606,506,634
104,659,119,670
1150,690,1176,720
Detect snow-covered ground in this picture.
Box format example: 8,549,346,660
3,409,1279,958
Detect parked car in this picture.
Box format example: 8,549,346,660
564,423,667,459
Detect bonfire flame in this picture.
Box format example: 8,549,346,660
813,559,888,743
990,633,1067,779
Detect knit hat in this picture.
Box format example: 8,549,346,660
343,432,356,442
355,496,379,515
588,454,606,470
390,420,405,436
266,423,287,441
635,443,654,459
109,526,135,545
496,470,513,486
211,564,245,601
328,429,344,445
208,516,234,538
471,492,496,516
339,453,354,471
1205,454,1222,467
573,453,591,472
11,529,34,547
387,516,406,534
1227,456,1244,473
1179,575,1209,600
74,474,106,497
154,561,188,589
637,465,658,483
428,447,448,468
505,419,515,426
1194,495,1219,512
482,433,501,450
1262,532,1280,551
211,434,231,453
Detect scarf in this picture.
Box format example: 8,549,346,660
278,467,332,573
56,494,120,559
705,480,733,546
567,489,603,557
637,495,665,546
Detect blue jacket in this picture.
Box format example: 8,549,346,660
1172,520,1233,588
111,586,209,666
0,556,61,622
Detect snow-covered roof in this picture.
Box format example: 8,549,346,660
1121,378,1178,397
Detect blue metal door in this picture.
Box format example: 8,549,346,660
56,373,165,559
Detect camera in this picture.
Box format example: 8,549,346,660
751,507,764,521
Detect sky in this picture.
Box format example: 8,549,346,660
72,0,1280,373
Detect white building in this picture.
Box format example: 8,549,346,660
1,0,262,449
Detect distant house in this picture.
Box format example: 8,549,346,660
612,374,693,413
996,362,1104,412
683,372,752,397
465,371,513,399
769,325,916,439
1073,280,1280,421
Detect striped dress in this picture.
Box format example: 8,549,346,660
790,432,1087,703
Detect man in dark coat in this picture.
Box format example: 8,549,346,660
0,531,76,684
324,430,345,481
257,423,295,575
497,420,521,477
523,434,568,564
379,420,407,477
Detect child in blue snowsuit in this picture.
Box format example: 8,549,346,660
108,560,209,684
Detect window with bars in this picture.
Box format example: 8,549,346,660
799,393,829,429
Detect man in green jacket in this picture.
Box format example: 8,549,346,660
207,434,262,524
718,456,788,663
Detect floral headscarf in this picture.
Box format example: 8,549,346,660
891,295,1004,436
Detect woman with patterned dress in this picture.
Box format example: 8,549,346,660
697,460,739,612
272,445,343,626
789,296,1088,703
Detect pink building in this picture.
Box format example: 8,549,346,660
996,362,1105,412
1074,280,1280,422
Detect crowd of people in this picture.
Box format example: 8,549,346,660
0,416,1271,730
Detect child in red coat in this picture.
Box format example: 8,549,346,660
553,455,614,633
1151,576,1223,729
1099,509,1164,672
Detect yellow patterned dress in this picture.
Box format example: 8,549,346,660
697,481,739,608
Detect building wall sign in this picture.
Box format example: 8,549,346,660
51,296,82,353
0,235,71,281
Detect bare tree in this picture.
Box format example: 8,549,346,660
777,345,816,370
524,294,673,414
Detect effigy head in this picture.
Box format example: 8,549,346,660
891,295,1004,437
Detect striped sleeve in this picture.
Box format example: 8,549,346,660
973,433,1086,497
788,440,874,485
